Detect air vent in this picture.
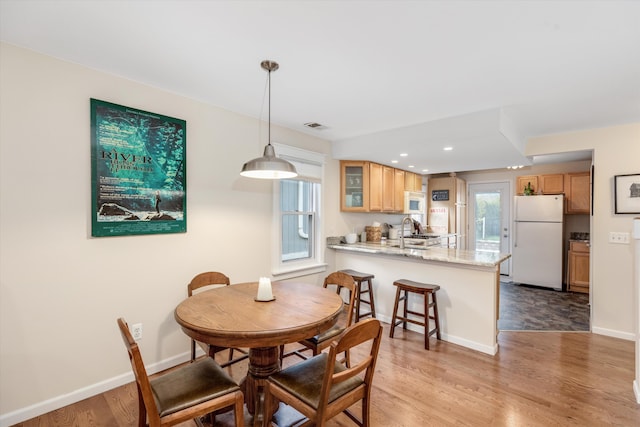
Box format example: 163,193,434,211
304,122,326,129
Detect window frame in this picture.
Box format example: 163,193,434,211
271,143,327,279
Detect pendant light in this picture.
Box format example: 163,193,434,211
240,60,298,179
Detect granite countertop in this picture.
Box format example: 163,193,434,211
327,242,511,268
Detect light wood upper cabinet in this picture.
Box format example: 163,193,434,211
539,174,564,194
340,161,370,212
568,240,590,293
565,172,590,214
368,162,383,211
404,171,422,192
340,161,420,212
518,174,563,195
516,175,538,195
394,169,406,212
382,165,395,211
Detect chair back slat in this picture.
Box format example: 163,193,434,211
324,271,357,327
188,271,230,296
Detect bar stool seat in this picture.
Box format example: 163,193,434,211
339,269,376,322
389,279,441,350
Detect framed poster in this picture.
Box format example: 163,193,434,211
614,173,640,214
91,99,186,237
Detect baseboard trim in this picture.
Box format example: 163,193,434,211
0,352,190,427
591,326,635,341
378,314,497,355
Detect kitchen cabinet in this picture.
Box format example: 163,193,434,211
340,160,419,213
516,175,538,195
427,175,467,249
368,162,383,211
565,171,590,214
404,171,422,192
568,240,590,293
394,169,406,212
340,161,370,212
382,165,395,211
539,174,564,194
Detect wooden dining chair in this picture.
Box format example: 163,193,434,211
188,271,248,367
281,271,357,365
116,318,244,427
266,318,383,427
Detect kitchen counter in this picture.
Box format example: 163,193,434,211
328,241,510,268
328,242,511,355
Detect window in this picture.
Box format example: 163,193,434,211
272,144,326,278
280,179,317,262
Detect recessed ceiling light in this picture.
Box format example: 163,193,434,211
400,153,408,157
408,165,415,168
443,147,453,151
391,160,398,164
422,169,429,172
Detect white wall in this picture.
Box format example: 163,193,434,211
0,43,341,423
526,124,640,339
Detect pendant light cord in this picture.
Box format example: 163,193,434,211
267,66,271,147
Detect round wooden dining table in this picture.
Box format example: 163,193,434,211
174,281,343,427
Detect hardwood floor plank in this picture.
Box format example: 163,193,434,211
12,326,640,426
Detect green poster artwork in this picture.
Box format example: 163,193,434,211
90,99,186,237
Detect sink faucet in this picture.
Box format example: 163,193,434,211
400,216,413,249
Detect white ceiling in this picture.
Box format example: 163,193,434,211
2,1,638,174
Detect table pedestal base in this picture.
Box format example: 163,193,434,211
241,346,280,427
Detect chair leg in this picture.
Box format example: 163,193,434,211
136,386,146,427
362,394,371,427
389,286,402,338
423,292,430,350
234,390,245,427
402,290,409,330
355,281,362,321
432,291,442,340
366,279,377,318
190,340,196,362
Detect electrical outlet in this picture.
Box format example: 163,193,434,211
131,323,143,341
608,232,630,244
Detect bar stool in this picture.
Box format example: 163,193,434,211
389,279,441,350
338,269,376,322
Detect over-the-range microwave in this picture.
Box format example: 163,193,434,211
404,191,426,214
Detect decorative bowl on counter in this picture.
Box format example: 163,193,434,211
345,233,358,244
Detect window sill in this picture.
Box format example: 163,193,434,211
272,262,328,281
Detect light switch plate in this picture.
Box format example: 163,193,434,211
608,232,630,244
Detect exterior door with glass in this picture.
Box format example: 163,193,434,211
468,182,511,275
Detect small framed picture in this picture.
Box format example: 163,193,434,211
614,174,640,214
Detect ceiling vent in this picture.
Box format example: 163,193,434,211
304,122,326,130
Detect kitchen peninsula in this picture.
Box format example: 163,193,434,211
328,241,511,355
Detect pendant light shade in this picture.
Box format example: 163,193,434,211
240,60,297,179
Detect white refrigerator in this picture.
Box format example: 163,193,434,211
512,195,564,290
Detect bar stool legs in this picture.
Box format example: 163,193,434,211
389,279,441,350
338,269,376,322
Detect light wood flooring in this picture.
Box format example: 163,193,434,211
14,325,640,426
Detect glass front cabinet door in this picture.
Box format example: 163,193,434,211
340,161,370,212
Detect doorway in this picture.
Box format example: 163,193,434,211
468,182,511,275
